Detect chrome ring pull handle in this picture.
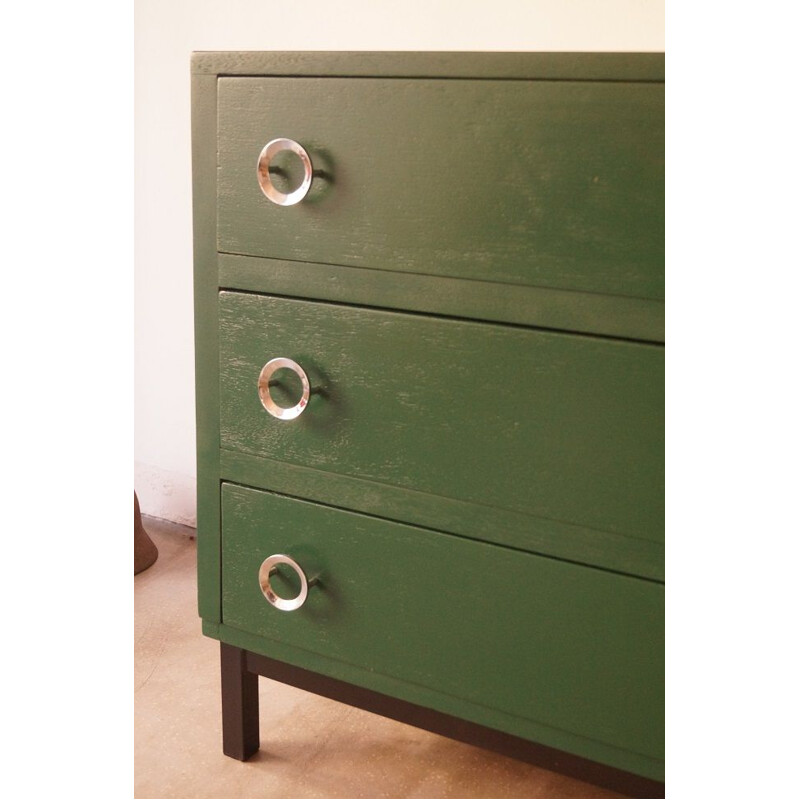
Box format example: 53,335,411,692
258,357,310,421
259,554,317,611
257,138,313,206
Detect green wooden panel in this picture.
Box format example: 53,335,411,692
219,253,665,343
208,620,663,782
192,71,222,622
220,449,664,581
217,78,663,300
218,292,664,546
193,51,665,82
221,484,664,766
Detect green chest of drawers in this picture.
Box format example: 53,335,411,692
192,52,664,795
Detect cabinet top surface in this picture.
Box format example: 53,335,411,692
191,51,664,81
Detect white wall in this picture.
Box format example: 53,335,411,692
134,0,665,526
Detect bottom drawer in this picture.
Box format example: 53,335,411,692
221,483,664,771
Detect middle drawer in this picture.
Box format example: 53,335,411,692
219,292,663,554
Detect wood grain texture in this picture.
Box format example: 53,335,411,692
219,449,664,581
218,292,664,549
217,77,663,300
219,253,665,343
191,51,665,82
195,52,665,784
220,484,665,777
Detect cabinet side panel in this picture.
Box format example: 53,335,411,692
192,71,222,623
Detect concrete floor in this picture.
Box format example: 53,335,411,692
134,517,624,799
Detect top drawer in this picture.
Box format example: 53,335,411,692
217,77,664,300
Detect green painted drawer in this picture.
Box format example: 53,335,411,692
217,77,664,300
219,291,664,551
221,483,664,775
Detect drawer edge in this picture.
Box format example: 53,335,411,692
220,450,664,582
192,51,665,82
206,620,664,782
219,254,665,343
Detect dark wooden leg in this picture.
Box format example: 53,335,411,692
220,643,260,760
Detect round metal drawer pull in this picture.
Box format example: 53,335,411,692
258,357,310,421
259,554,317,611
257,138,313,206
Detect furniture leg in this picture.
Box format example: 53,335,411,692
220,643,260,760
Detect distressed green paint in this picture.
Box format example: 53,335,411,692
217,78,663,300
218,292,664,546
192,52,665,782
221,484,665,775
219,253,665,343
219,449,664,581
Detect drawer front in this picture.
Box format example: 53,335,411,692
217,77,664,300
221,483,664,763
219,292,664,547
